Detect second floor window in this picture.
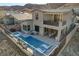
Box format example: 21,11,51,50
35,13,39,20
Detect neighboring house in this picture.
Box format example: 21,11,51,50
2,12,32,31
3,14,15,25
32,9,76,42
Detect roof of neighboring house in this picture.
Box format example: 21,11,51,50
32,9,71,13
11,13,32,20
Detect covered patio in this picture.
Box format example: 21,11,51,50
44,28,58,39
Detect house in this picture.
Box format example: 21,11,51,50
32,9,76,42
0,9,77,56
1,9,77,42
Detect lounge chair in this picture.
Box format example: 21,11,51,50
30,31,38,35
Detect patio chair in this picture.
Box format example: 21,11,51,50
48,33,54,38
44,32,48,36
30,31,38,35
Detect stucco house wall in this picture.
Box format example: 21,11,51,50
32,11,44,35
21,20,33,33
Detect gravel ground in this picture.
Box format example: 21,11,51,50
0,31,26,56
58,31,79,56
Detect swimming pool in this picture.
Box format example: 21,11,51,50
12,31,51,54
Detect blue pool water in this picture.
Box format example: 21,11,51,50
12,31,51,53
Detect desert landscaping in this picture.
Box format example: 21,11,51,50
59,31,79,56
0,30,26,56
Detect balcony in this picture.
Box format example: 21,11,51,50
43,20,59,26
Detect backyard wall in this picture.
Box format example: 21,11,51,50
21,20,33,33
5,24,21,31
50,25,77,56
57,26,77,55
66,25,77,45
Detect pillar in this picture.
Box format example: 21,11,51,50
56,29,61,42
39,27,44,36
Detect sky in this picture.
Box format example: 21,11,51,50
0,0,53,6
0,0,78,6
0,3,26,6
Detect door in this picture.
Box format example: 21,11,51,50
35,25,39,32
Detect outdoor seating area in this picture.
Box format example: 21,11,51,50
30,30,39,35
44,28,58,38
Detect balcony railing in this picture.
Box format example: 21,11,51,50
62,21,66,26
43,20,59,26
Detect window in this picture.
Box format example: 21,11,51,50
23,25,30,31
35,13,39,20
28,25,30,31
54,14,60,22
35,25,39,32
23,25,27,31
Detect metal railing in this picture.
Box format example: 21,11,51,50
43,20,59,26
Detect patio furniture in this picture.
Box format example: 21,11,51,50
30,31,38,35
44,32,48,36
48,33,54,38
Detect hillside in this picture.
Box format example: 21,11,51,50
0,3,79,13
0,3,65,11
58,3,79,9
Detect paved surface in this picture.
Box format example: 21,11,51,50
58,31,79,56
0,31,25,56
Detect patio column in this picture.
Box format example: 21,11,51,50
56,29,61,42
39,27,44,36
59,14,62,27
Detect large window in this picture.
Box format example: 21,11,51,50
35,25,39,32
54,14,60,22
28,25,30,31
35,13,39,20
23,25,27,31
23,25,30,31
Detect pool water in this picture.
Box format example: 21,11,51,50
12,31,51,54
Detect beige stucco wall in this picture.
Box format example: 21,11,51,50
21,20,33,33
63,12,73,31
32,11,44,35
32,10,75,41
66,26,77,44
